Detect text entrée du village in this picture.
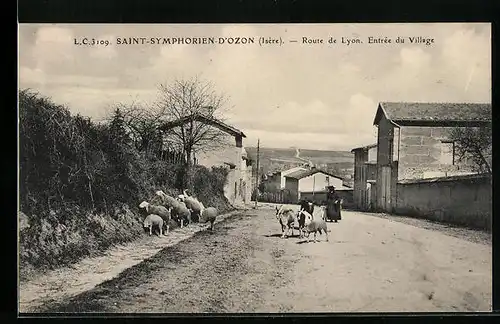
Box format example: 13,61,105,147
73,36,435,47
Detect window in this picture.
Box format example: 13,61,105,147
440,141,455,165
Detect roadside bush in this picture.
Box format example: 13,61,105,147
18,90,232,279
192,165,232,213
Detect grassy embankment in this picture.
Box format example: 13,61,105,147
18,90,233,281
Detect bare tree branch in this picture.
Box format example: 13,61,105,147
448,124,492,174
155,77,234,189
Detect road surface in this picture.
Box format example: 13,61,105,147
29,204,492,313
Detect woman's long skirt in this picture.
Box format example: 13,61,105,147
326,200,341,221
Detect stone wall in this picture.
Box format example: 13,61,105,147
395,174,491,231
398,126,477,180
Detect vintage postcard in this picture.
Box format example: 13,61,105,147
18,23,492,314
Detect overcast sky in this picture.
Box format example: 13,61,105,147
18,23,491,151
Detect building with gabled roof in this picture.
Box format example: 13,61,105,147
373,102,491,126
159,113,252,206
283,168,351,202
366,101,491,212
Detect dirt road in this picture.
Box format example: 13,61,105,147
28,204,491,313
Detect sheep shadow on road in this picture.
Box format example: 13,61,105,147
296,240,327,244
296,240,348,244
264,234,283,238
264,233,303,239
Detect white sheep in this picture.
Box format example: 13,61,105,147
199,207,218,231
302,211,329,243
276,205,299,238
138,201,172,235
143,214,164,236
155,190,181,209
175,197,192,227
179,189,205,223
155,191,191,228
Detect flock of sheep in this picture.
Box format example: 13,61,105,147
138,189,218,236
138,190,333,244
275,203,330,243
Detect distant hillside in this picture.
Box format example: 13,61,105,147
245,147,354,178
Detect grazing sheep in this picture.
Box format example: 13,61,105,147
138,201,172,235
143,214,164,236
302,212,329,243
275,205,298,238
175,199,192,228
179,189,205,223
183,189,205,208
155,190,181,210
155,190,191,228
199,207,218,231
178,194,204,223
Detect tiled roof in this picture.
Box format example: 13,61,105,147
284,168,343,180
373,102,491,126
351,143,377,153
159,113,246,138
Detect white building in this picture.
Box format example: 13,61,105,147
160,114,252,206
284,168,351,201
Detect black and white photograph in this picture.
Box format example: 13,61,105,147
18,23,492,313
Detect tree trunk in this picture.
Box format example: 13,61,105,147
87,175,95,210
476,149,491,175
184,148,194,192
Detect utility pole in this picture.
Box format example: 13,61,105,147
312,175,316,203
254,139,260,209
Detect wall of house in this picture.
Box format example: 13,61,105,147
376,116,394,166
394,174,491,231
353,150,368,209
196,144,240,169
366,163,377,180
353,162,377,211
268,173,282,191
196,143,251,205
281,167,308,188
238,147,253,205
376,115,395,211
398,126,477,180
285,178,299,202
298,173,343,193
368,146,377,162
224,167,238,204
243,165,253,204
352,146,378,211
239,147,253,205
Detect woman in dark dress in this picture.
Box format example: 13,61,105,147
326,186,341,222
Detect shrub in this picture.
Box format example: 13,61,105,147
192,165,232,213
18,90,232,279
